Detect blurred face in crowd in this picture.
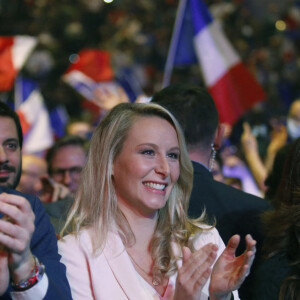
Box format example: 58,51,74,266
0,116,22,189
17,154,47,196
113,116,180,217
50,145,86,194
287,100,300,139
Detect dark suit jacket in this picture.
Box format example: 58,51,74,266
189,162,271,299
0,187,72,300
251,252,290,300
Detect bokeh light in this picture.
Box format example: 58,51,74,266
275,20,287,31
69,53,80,64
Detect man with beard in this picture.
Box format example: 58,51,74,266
0,108,21,189
0,102,72,300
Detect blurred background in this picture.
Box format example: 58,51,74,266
1,0,299,118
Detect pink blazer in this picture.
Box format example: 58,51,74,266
58,227,238,300
58,229,166,299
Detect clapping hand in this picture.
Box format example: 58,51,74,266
173,243,218,300
209,234,256,300
0,193,36,293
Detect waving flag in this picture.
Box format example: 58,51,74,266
0,36,37,91
62,49,117,100
15,77,54,154
163,0,266,125
62,49,141,105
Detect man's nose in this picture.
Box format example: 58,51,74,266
62,170,72,186
0,146,8,163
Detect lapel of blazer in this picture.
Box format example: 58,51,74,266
103,232,155,300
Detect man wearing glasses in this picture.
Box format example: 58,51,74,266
46,135,87,196
43,135,88,235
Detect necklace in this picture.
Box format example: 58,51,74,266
127,251,160,286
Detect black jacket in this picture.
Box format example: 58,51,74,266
188,162,271,299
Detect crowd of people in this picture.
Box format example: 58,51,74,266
1,0,300,116
0,80,300,299
0,0,300,299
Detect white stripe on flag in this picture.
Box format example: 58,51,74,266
12,36,38,71
194,20,240,86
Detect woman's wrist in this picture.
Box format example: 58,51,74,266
209,291,232,300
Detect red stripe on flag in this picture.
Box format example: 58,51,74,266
0,37,16,91
17,111,31,135
208,63,266,125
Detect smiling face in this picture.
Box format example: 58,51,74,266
113,116,180,217
0,116,22,189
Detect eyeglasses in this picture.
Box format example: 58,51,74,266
51,166,83,179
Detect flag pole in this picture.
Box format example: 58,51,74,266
162,0,188,88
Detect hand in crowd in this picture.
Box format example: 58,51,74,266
209,234,256,300
92,84,129,111
241,122,258,153
241,122,267,191
264,123,288,173
0,193,36,294
267,124,288,158
40,176,71,203
173,243,218,300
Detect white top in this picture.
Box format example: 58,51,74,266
10,274,48,300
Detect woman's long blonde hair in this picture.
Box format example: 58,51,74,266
62,102,206,282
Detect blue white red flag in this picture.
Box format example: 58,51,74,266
14,77,54,154
62,49,121,101
62,49,141,104
163,0,266,125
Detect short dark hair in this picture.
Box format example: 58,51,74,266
0,101,23,148
46,135,88,174
151,84,219,150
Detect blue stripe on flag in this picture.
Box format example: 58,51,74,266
163,0,214,86
49,106,69,138
20,77,38,102
172,0,213,66
173,0,197,65
190,0,213,35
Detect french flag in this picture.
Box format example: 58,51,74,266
62,49,116,101
163,0,266,125
62,49,140,105
0,36,37,91
15,77,54,154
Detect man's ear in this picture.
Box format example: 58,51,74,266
213,123,228,150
